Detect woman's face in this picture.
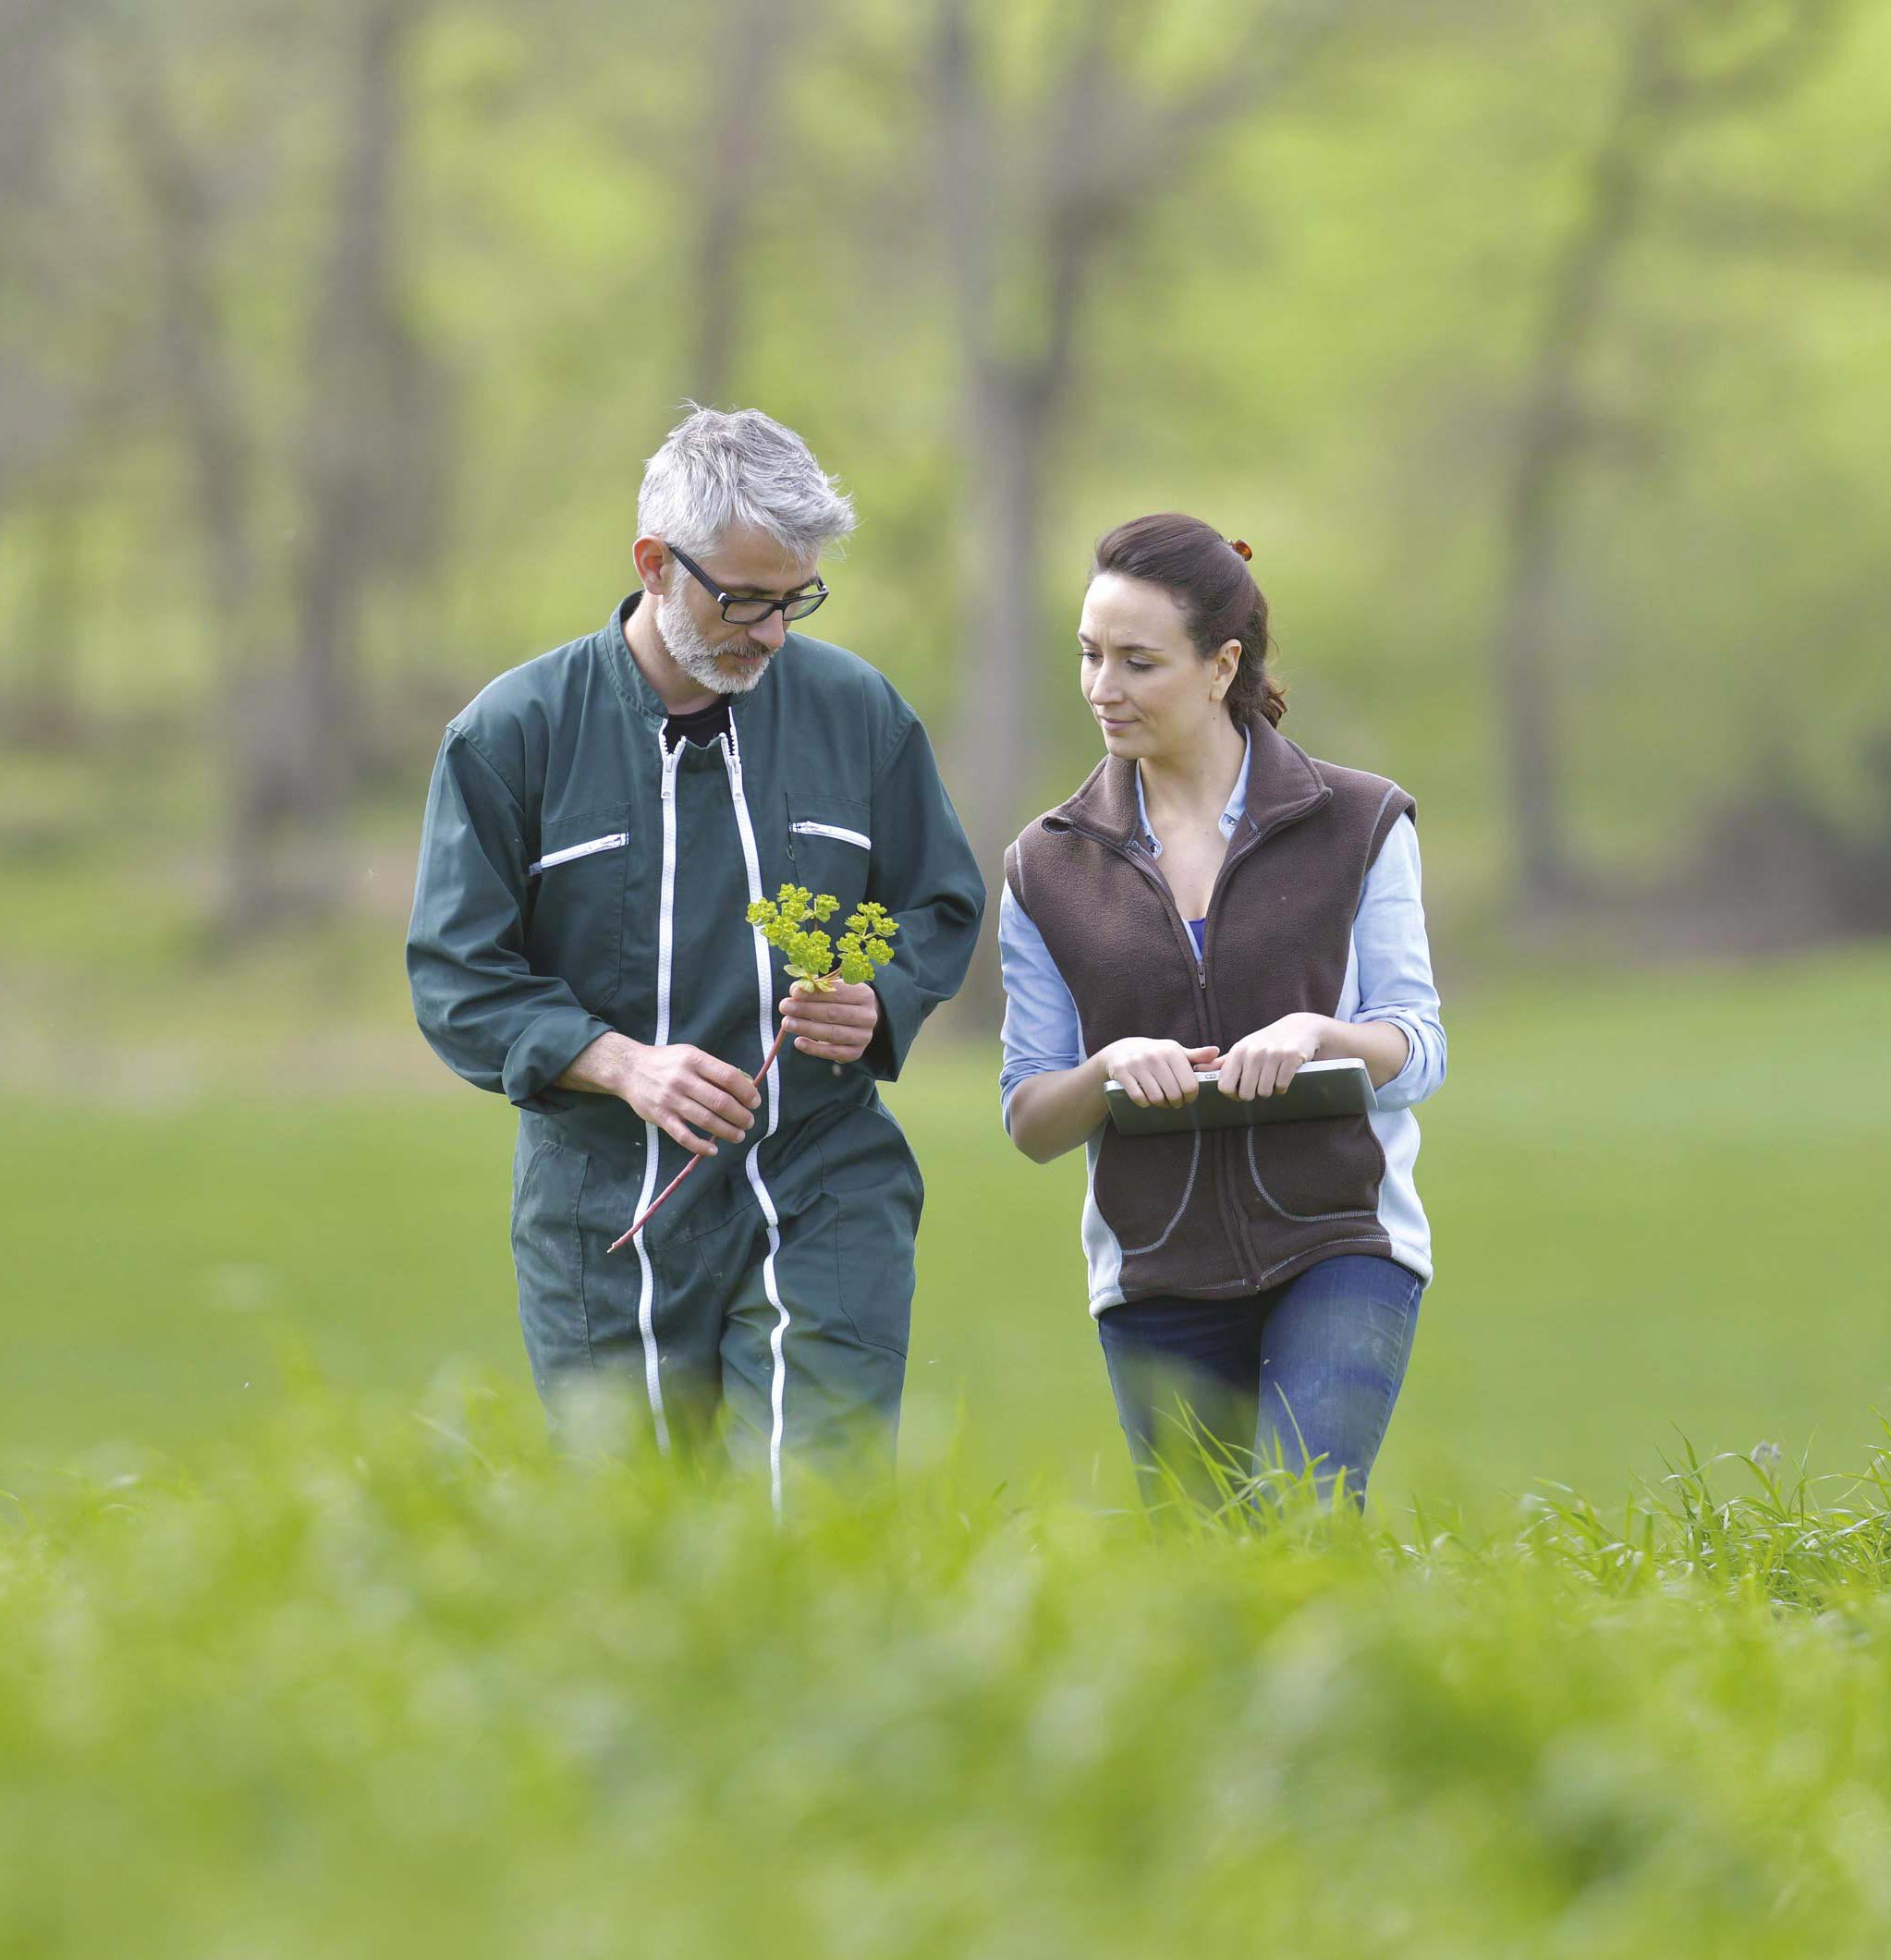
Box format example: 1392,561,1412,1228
1079,573,1235,763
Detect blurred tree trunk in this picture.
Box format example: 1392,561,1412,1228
688,0,796,404
1492,18,1665,910
0,0,63,231
1494,0,1845,914
930,0,1353,1020
10,493,87,747
0,0,70,505
123,0,445,934
0,0,88,748
284,0,442,877
0,0,68,493
116,64,283,931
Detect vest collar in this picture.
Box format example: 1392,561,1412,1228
1048,714,1331,846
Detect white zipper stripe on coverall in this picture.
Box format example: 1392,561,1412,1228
721,726,792,1515
625,732,679,1452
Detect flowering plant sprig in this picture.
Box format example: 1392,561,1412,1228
609,887,899,1253
747,887,898,989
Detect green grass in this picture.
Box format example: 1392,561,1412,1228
5,947,1891,1954
5,944,1889,1516
6,1386,1891,1958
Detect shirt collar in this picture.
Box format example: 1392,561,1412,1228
1133,731,1252,859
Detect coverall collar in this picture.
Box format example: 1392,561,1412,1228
601,591,785,737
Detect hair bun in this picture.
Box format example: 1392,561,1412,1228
1229,538,1253,562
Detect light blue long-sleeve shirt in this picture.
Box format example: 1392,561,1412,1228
997,737,1446,1297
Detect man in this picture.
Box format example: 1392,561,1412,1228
407,407,984,1501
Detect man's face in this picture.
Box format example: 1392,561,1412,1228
654,523,823,698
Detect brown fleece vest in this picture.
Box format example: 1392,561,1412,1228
1006,716,1415,1302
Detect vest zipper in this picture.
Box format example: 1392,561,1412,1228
1054,782,1333,1295
1059,818,1251,1289
1191,797,1334,1287
1089,831,1210,1029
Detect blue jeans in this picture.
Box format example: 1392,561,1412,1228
1097,1255,1423,1510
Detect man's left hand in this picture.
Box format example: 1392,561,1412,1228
779,980,880,1065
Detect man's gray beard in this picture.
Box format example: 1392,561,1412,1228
654,589,767,697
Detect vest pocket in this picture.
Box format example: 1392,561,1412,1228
1242,1117,1383,1223
523,805,633,1012
1093,1128,1203,1256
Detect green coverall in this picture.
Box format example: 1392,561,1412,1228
407,596,985,1497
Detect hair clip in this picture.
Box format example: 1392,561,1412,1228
1229,538,1252,561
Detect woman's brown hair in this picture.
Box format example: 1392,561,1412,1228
1091,513,1286,726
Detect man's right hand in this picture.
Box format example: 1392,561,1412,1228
1096,1039,1221,1110
557,1033,761,1156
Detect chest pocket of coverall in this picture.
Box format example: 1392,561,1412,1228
523,805,634,1013
785,796,872,924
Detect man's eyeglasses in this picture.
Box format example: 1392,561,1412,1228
666,542,829,627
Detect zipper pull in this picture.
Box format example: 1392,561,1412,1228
659,737,680,800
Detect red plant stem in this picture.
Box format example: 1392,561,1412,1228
606,1020,792,1255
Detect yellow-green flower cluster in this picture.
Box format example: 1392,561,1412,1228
745,886,897,991
835,900,898,987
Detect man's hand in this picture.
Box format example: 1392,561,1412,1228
778,980,880,1065
1096,1038,1221,1109
557,1032,761,1157
1217,1014,1329,1101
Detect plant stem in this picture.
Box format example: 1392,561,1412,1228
607,1020,791,1255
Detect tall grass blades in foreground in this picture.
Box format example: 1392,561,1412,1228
8,1383,1891,1958
1512,1434,1891,1608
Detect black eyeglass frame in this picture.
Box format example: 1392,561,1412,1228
665,542,829,626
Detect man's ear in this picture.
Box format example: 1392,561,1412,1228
631,535,669,596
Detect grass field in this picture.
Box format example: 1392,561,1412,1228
5,946,1891,1954
6,1388,1891,1957
5,944,1888,1516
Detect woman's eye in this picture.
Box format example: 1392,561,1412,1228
1079,646,1098,661
1127,660,1153,673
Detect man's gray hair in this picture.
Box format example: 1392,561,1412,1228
637,403,856,562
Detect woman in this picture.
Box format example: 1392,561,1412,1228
998,514,1445,1509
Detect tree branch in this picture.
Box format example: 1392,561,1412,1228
1651,0,1848,117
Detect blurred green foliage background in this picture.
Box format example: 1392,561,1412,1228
2,0,1888,1511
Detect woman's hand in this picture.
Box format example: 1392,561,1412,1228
1098,1038,1221,1109
1217,1014,1329,1101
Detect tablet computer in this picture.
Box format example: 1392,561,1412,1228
1104,1057,1378,1136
